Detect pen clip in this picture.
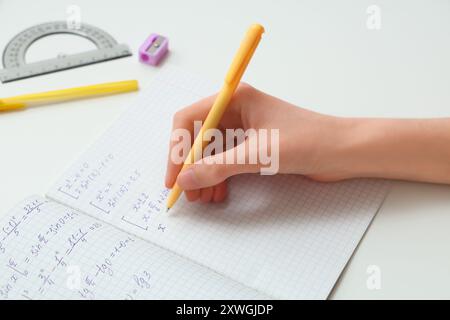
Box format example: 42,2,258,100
225,24,264,86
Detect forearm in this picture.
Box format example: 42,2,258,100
336,118,450,184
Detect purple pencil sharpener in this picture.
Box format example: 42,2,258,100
139,34,169,66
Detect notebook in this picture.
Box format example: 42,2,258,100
0,68,389,300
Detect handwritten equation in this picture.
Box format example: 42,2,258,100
0,198,47,255
120,188,169,232
0,197,157,299
89,169,141,215
57,154,115,200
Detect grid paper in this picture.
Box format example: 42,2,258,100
46,67,390,299
0,195,267,299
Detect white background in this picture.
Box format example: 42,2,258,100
0,0,449,299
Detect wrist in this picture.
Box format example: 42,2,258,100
334,118,381,179
329,117,409,181
314,117,387,181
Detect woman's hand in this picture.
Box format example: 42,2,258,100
165,83,352,203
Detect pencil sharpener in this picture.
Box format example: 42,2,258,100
139,34,169,66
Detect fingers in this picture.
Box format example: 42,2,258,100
176,141,260,190
165,94,217,189
165,82,258,208
177,139,258,204
184,189,200,202
184,182,228,203
200,187,214,203
165,85,251,188
212,181,227,202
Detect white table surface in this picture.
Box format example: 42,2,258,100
1,0,449,299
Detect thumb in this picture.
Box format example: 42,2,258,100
176,144,259,190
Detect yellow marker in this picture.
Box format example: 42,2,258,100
0,80,139,112
166,24,265,210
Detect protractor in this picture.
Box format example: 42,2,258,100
0,21,132,83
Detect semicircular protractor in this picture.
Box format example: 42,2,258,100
0,21,132,83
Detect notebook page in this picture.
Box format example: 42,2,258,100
0,195,267,299
47,67,390,299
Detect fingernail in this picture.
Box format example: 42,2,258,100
177,168,200,190
164,175,172,189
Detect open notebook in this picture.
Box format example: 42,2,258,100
0,68,389,300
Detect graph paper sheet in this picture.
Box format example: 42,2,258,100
47,67,390,299
0,195,267,299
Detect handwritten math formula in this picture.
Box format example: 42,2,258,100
0,197,155,299
57,154,115,200
120,188,169,232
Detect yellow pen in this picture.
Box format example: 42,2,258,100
166,23,265,210
0,80,139,112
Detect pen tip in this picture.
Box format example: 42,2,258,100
166,208,170,213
